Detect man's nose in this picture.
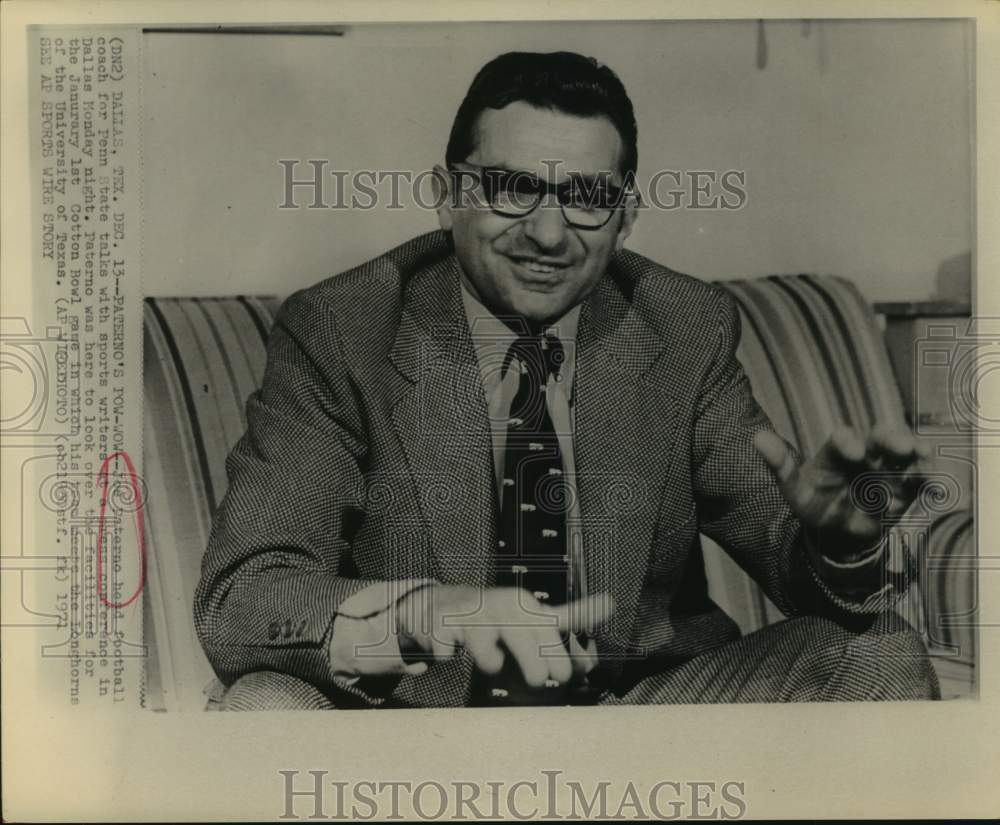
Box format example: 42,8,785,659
522,194,569,252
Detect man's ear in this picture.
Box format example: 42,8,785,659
432,164,453,232
613,197,639,252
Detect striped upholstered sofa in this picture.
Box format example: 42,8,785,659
142,275,976,711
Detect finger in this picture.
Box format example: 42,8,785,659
864,426,928,514
500,627,549,689
566,631,598,682
753,430,797,485
553,592,616,637
534,625,573,686
914,438,932,461
464,632,506,676
901,458,930,501
821,425,866,472
428,633,461,661
866,423,920,469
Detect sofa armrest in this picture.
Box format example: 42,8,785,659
922,510,976,697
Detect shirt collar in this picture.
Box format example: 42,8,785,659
457,266,580,393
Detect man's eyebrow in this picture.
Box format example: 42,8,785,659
474,163,524,174
478,164,622,187
566,171,621,188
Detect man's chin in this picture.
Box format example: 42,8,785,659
504,292,574,325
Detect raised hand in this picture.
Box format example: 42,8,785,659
754,424,929,561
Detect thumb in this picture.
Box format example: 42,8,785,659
553,592,616,636
753,430,796,486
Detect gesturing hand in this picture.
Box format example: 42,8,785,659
395,585,614,690
753,424,929,561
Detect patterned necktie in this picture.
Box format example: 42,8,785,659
494,332,570,606
472,332,572,706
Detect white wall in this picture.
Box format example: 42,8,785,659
142,19,973,303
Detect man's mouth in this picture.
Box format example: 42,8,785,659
507,255,569,276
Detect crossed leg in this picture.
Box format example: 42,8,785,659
602,612,939,705
208,670,337,711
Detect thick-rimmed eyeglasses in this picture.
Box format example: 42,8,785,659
448,162,633,230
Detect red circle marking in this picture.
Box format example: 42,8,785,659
96,450,147,608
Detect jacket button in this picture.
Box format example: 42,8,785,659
267,621,281,640
283,619,294,638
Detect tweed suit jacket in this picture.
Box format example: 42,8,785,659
194,230,893,708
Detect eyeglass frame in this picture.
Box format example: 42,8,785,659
446,161,637,230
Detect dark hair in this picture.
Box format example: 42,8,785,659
445,51,638,178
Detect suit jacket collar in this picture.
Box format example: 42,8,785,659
388,254,470,385
577,259,667,382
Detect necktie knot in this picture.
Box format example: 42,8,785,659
505,333,564,383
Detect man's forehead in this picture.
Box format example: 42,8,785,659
469,101,625,184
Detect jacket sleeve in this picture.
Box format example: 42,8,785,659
194,288,393,691
691,290,905,621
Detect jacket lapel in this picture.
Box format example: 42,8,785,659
388,257,498,588
574,270,681,669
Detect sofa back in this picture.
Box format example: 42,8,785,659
143,297,280,711
139,276,914,710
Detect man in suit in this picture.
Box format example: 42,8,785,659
194,51,938,710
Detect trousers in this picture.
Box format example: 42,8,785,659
208,612,939,711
